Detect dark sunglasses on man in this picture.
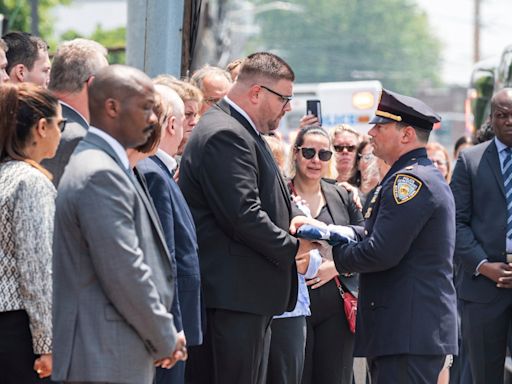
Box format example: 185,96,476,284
296,146,333,162
333,144,356,153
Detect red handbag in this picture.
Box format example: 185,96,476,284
334,276,357,333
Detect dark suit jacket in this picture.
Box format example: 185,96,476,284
320,179,364,294
333,148,458,358
41,103,88,187
450,139,509,303
138,155,203,346
178,99,299,316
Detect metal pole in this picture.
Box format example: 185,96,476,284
30,0,39,35
473,0,481,63
126,0,184,78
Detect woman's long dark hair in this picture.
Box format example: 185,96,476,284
0,82,59,162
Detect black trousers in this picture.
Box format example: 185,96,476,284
368,354,445,384
266,316,307,384
0,310,52,384
302,280,354,384
155,360,185,384
462,291,512,384
185,308,272,384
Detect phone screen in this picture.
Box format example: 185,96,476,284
306,99,322,125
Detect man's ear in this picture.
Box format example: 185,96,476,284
11,64,26,83
401,126,415,144
248,84,260,104
105,98,120,118
86,75,95,88
166,116,176,136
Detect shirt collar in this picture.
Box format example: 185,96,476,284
155,149,177,174
224,95,260,136
495,136,509,153
88,126,130,170
60,100,89,126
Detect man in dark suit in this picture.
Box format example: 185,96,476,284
137,84,203,384
41,38,108,186
178,52,315,384
329,89,458,383
52,65,186,384
450,88,512,384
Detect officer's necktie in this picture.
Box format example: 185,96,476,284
503,147,512,240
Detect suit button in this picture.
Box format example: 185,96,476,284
364,230,368,235
370,302,375,307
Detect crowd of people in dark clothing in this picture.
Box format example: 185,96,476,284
1,31,511,384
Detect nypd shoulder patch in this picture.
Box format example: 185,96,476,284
393,174,422,204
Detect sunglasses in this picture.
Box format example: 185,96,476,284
334,145,356,153
296,146,333,161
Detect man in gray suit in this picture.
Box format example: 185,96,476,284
52,65,186,384
41,38,109,186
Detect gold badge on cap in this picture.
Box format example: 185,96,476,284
393,174,422,204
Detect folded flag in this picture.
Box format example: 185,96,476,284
296,224,356,246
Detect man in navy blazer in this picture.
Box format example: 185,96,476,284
451,88,512,384
138,84,202,384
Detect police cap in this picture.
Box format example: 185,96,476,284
369,89,441,130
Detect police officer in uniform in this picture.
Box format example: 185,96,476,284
331,89,458,383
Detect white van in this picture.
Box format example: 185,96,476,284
280,80,382,137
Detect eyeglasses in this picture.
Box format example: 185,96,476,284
259,85,293,106
296,146,333,161
48,117,67,132
204,96,221,105
333,145,356,153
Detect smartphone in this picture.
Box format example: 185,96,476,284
306,99,322,126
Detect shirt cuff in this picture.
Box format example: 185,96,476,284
474,259,488,276
304,249,322,279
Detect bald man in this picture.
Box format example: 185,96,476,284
451,88,512,384
52,65,185,384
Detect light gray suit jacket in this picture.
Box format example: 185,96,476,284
52,132,178,384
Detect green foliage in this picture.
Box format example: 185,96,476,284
0,0,71,44
248,0,442,93
59,24,126,64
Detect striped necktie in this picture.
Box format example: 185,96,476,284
503,147,512,240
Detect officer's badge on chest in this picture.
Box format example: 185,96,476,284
393,174,422,204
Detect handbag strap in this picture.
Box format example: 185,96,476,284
334,275,346,297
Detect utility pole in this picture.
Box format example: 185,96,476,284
126,0,184,78
473,0,481,63
30,0,39,36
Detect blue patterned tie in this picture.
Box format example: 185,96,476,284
503,147,512,240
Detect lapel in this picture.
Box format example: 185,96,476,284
84,133,171,259
483,140,506,198
132,166,171,258
321,180,346,224
61,102,89,130
216,100,292,210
